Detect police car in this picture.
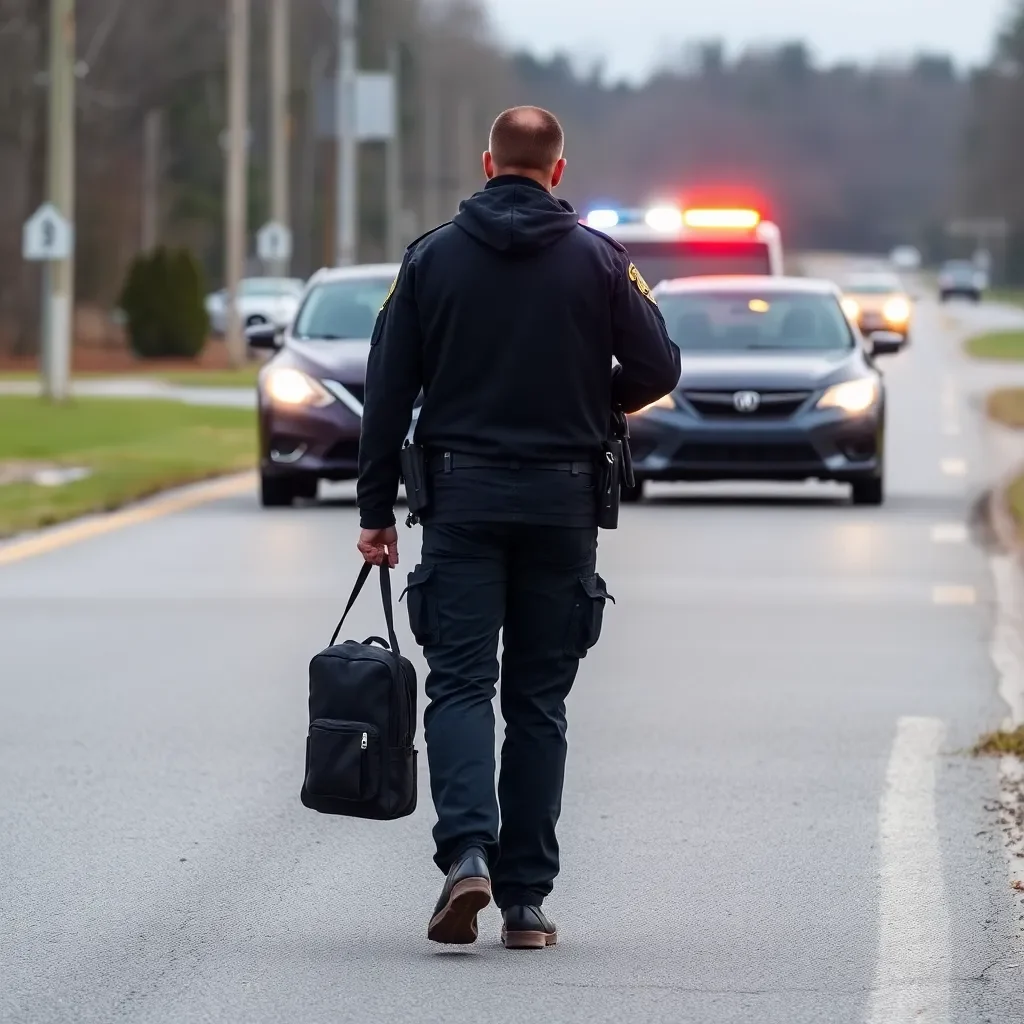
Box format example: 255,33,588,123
584,204,784,285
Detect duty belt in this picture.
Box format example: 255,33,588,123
427,451,596,476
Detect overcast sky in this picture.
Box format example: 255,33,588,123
481,0,1013,82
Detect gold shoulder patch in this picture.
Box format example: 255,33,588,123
628,262,657,305
380,275,398,312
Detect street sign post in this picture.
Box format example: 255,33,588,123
23,203,73,261
257,220,293,266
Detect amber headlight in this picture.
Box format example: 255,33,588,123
816,378,879,414
264,368,334,407
636,394,676,414
883,297,911,324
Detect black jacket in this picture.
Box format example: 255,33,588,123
357,175,681,529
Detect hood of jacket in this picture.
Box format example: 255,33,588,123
452,175,581,256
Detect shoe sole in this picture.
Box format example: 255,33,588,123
501,928,558,950
427,878,491,944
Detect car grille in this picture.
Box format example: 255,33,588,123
677,441,819,464
682,390,811,419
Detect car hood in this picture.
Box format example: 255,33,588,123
285,338,371,380
677,350,858,391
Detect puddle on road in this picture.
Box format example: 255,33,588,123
0,461,92,487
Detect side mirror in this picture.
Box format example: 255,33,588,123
246,323,282,350
868,330,904,357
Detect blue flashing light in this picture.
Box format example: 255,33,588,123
585,209,620,230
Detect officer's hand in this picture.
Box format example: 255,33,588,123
358,527,399,568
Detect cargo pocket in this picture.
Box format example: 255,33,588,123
400,564,440,646
565,573,614,659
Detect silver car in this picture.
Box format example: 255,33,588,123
206,277,306,335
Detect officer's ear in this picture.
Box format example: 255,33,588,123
550,158,567,190
483,151,496,180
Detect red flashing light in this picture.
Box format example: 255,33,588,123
681,208,761,230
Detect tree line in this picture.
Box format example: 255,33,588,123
0,0,1006,355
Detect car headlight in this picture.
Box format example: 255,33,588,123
816,378,879,414
883,297,910,323
264,368,334,407
841,297,860,320
635,394,676,414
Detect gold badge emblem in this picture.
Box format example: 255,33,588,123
380,275,397,312
628,262,657,304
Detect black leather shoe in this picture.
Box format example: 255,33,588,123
501,905,558,949
427,847,491,944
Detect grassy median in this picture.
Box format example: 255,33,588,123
965,330,1024,361
0,396,255,537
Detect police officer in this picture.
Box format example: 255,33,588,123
356,106,680,948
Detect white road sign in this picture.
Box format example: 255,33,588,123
23,203,73,261
257,221,293,263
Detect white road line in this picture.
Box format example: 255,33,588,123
987,554,1024,916
931,585,976,605
941,458,967,477
866,716,950,1024
930,524,967,544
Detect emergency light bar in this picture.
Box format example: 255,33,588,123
583,205,764,231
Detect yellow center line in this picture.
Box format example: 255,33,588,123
0,472,256,568
932,585,977,606
941,458,967,476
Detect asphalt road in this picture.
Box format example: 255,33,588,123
3,282,1024,1023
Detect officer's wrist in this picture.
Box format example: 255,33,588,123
359,508,397,530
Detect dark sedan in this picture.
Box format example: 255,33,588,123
626,276,903,506
246,263,407,507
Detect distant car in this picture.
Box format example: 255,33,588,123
206,277,306,335
839,271,914,343
627,275,901,506
246,263,416,508
890,245,921,270
937,260,985,303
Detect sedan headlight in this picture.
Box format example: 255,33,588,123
816,378,879,414
841,297,860,320
264,368,334,407
882,297,911,323
636,394,676,414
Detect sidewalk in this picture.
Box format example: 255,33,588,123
0,377,255,409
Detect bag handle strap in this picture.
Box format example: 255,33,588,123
329,562,401,658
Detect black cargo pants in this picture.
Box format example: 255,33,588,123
403,520,609,909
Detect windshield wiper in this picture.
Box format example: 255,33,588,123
295,333,353,340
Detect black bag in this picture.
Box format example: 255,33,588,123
300,562,418,820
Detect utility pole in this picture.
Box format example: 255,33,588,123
224,0,250,367
386,44,402,261
335,0,357,266
422,71,441,230
141,108,162,252
44,0,76,402
268,0,290,276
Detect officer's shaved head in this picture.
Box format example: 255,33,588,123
485,106,566,188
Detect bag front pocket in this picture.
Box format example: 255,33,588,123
305,719,380,802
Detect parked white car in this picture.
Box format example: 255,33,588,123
206,277,306,335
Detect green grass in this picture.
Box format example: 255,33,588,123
0,396,255,537
965,331,1024,361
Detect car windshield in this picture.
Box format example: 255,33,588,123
627,240,772,286
843,275,902,294
293,277,392,339
240,278,304,297
657,290,854,352
942,262,977,280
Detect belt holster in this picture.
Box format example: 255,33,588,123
399,440,429,527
